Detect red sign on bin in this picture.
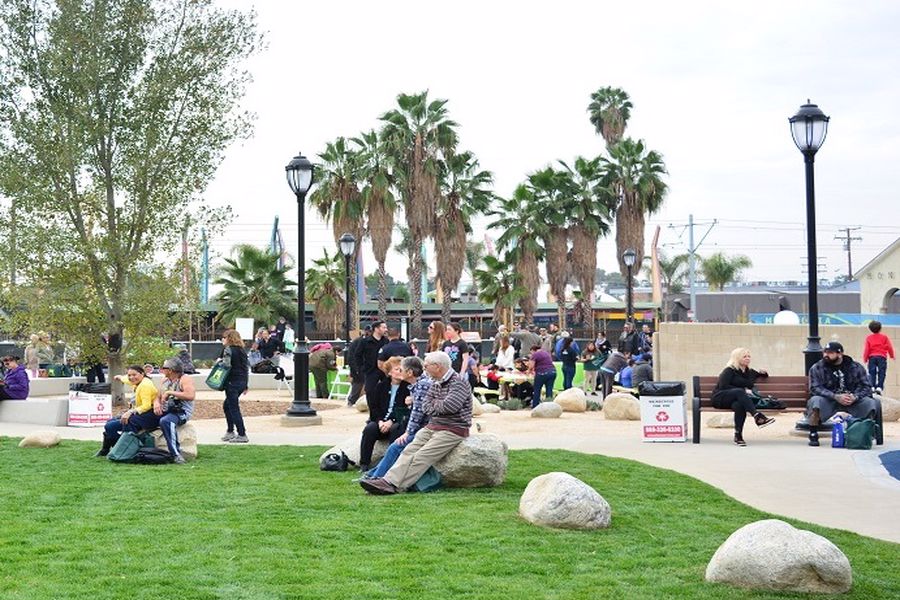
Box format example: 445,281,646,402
643,425,684,438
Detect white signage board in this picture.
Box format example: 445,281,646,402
235,318,255,341
639,394,687,442
67,390,112,427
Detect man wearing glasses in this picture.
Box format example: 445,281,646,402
0,355,29,400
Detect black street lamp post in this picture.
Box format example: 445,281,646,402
789,101,830,375
284,152,318,421
338,232,356,344
623,248,636,324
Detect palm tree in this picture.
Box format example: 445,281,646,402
560,155,613,328
588,86,633,146
212,245,295,328
701,252,752,291
381,90,458,337
601,138,668,276
353,129,396,321
528,166,577,328
309,137,365,327
474,254,526,329
435,149,493,323
657,251,690,293
306,249,346,338
488,184,544,325
463,240,486,294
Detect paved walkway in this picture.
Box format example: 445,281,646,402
3,394,898,544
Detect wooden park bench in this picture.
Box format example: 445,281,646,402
691,375,884,445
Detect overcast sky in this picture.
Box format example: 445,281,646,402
204,0,900,289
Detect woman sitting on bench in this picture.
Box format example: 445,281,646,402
712,347,775,446
0,355,30,400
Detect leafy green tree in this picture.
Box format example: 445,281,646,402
588,86,633,146
306,249,345,338
701,252,752,291
474,255,526,329
381,91,458,337
213,245,295,328
489,185,545,324
0,0,259,383
657,251,689,294
601,138,668,276
435,149,494,323
463,240,486,294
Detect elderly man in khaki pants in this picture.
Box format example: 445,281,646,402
360,351,472,495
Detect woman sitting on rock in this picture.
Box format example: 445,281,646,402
358,356,409,472
712,347,775,446
95,365,159,456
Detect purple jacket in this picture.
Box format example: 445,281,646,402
2,365,30,399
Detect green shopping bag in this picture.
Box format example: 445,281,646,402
205,361,230,391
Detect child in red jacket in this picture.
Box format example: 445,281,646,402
863,320,895,394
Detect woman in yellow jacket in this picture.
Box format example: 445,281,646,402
94,366,159,457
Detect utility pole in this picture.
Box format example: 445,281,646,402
834,227,861,281
671,214,716,322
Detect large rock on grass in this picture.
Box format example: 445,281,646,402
602,393,640,420
18,430,61,448
555,388,587,412
705,519,851,594
519,472,611,530
435,433,507,487
531,402,563,418
318,435,388,469
150,422,198,461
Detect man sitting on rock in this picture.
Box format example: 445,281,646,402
806,341,879,447
360,351,472,495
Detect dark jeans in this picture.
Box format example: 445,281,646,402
223,383,246,436
561,364,576,390
868,356,887,390
712,388,757,434
103,411,160,445
532,371,556,408
86,364,105,383
347,375,365,405
359,420,404,469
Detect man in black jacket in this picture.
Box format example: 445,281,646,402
345,326,371,406
806,341,878,446
358,320,388,403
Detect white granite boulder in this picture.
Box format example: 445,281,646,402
480,402,501,414
555,388,587,412
435,433,507,487
519,472,611,530
318,435,388,469
18,431,61,448
602,392,640,420
706,413,734,428
150,422,198,461
706,519,852,594
878,395,900,422
471,399,484,416
354,397,369,413
531,401,563,418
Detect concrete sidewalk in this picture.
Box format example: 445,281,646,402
3,399,898,544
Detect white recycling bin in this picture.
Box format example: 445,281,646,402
639,381,687,442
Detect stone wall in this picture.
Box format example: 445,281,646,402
655,322,899,396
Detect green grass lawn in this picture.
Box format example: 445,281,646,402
1,439,898,600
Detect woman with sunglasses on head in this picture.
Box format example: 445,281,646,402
0,355,29,400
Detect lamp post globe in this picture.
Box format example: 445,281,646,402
623,249,636,325
789,101,830,374
283,152,318,422
338,233,356,344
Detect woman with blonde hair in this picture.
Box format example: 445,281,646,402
358,356,409,471
24,334,40,378
712,347,774,446
219,328,250,443
426,321,446,352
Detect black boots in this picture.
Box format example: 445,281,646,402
94,433,113,457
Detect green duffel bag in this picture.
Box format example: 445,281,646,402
844,418,878,450
107,432,149,463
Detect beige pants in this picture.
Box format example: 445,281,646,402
384,427,464,490
583,370,599,394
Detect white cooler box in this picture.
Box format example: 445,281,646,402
639,381,687,443
68,390,113,427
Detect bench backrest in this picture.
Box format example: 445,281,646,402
693,375,809,409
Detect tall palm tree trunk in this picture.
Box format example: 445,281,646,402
615,200,646,276
377,263,388,321
409,235,425,338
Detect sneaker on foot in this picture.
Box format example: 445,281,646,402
734,433,747,447
221,432,236,442
229,435,249,443
755,413,776,428
173,455,187,464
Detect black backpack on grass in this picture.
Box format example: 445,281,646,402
134,447,173,464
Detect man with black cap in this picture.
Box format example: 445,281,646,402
806,341,878,446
